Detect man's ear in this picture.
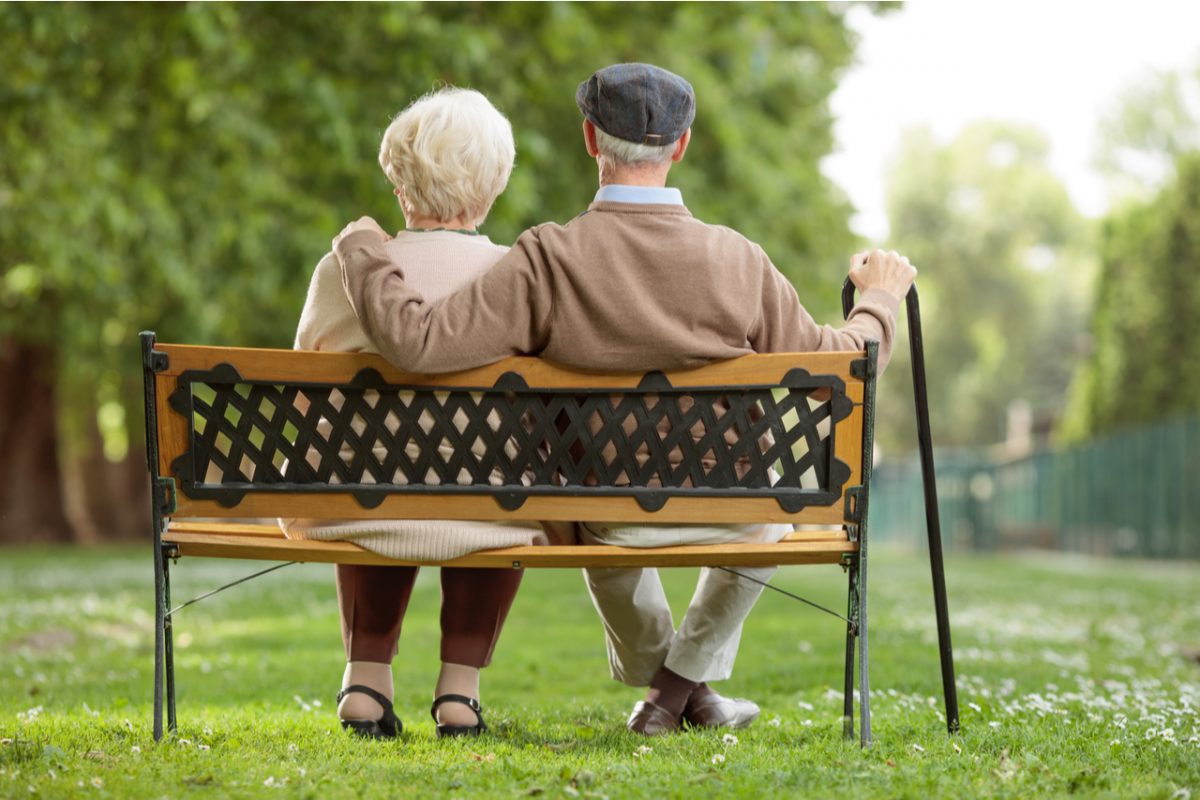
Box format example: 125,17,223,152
671,129,691,163
582,119,600,158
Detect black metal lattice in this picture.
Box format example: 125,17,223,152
168,364,855,512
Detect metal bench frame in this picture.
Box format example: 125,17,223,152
140,284,958,746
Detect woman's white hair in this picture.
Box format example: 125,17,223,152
593,126,675,166
379,87,515,225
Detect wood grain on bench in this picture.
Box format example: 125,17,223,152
163,522,856,568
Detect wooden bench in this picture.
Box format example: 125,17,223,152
140,332,882,745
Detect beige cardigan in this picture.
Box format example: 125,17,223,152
335,200,901,547
278,230,553,560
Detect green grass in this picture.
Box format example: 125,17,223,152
1,547,1198,798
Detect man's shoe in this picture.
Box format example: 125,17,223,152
626,700,681,736
682,692,760,730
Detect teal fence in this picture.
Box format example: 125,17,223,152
869,415,1200,559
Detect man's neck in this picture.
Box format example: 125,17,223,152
598,163,671,188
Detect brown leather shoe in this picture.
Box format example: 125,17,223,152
626,700,682,736
682,692,760,730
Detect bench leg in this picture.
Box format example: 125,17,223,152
153,544,166,741
842,562,858,741
163,551,177,733
858,544,872,748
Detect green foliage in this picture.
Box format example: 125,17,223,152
1062,152,1200,438
1093,56,1200,203
2,549,1198,797
879,122,1095,451
0,3,861,453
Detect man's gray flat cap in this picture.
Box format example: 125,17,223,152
576,63,696,146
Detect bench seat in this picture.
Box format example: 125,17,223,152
163,521,856,568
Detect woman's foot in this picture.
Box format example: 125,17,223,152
434,662,484,729
431,694,488,737
339,661,397,736
338,685,402,738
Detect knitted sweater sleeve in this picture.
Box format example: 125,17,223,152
294,252,373,353
749,254,901,373
335,228,553,373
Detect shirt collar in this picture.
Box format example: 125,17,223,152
593,184,684,205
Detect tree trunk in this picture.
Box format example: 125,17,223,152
0,339,75,543
75,424,150,542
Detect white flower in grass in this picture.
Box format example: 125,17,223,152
767,716,782,728
989,721,1001,729
633,745,652,758
968,703,982,713
1110,739,1121,746
130,746,141,754
18,706,43,723
263,776,280,788
198,744,210,752
801,719,813,727
910,743,925,753
711,753,725,765
287,743,298,753
90,778,103,788
722,734,738,746
1146,728,1158,740
1161,729,1176,741
797,701,814,711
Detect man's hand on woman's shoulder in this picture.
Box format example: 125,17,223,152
848,249,917,301
333,216,390,253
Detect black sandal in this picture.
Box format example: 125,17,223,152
337,684,402,739
430,694,488,738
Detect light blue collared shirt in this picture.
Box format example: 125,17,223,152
593,184,684,206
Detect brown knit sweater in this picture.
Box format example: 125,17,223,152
335,200,900,375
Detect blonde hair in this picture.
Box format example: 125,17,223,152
594,126,675,166
378,88,515,225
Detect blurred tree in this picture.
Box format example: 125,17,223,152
1093,57,1200,204
877,121,1095,453
0,2,867,541
1061,152,1200,439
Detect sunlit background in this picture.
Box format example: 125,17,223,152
1,1,1197,558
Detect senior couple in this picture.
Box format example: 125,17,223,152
285,63,916,740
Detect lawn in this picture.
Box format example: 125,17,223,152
1,546,1197,798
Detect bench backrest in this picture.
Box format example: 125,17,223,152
141,334,877,527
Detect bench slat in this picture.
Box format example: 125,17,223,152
155,346,863,387
163,524,855,568
169,493,851,524
166,521,850,542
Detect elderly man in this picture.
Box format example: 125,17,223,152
332,63,916,735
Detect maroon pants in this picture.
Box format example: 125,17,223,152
335,564,523,667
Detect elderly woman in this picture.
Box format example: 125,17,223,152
281,88,551,739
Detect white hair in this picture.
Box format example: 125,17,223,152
593,126,675,166
378,88,515,225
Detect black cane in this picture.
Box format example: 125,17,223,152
842,279,961,735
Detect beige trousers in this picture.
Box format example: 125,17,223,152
580,522,792,685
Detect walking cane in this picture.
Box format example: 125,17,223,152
842,279,961,735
